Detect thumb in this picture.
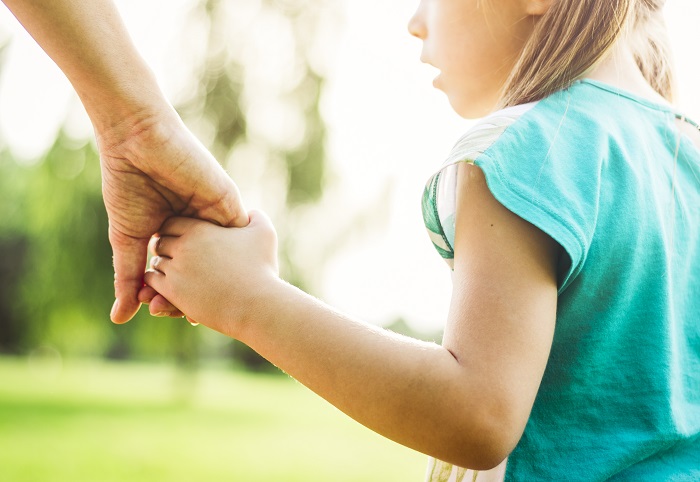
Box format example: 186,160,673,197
109,227,148,324
246,209,276,232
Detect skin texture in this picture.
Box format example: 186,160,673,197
1,0,248,322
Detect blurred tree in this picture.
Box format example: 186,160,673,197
170,0,337,370
177,0,335,291
0,149,30,353
0,236,27,353
10,133,120,358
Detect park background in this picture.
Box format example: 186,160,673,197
0,1,698,480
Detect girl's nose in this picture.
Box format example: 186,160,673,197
407,5,426,39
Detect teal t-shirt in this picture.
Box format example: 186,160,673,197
422,80,700,481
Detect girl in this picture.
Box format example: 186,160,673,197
142,0,700,480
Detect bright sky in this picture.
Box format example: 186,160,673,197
0,1,698,333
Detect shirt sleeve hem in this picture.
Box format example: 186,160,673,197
473,154,588,294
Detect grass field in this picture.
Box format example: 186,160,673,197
0,357,427,481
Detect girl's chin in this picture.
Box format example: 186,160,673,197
432,79,495,119
448,94,493,120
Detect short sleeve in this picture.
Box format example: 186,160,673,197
472,88,605,293
422,102,540,270
423,86,605,293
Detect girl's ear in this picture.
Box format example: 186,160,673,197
523,0,554,16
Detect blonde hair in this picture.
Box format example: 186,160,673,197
499,0,675,108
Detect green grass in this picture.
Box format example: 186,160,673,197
0,357,427,481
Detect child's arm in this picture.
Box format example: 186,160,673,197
145,163,559,470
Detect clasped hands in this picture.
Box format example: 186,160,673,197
99,105,249,324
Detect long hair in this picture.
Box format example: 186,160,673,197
498,0,675,108
629,0,675,102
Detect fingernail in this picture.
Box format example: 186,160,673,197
155,312,169,317
110,300,119,320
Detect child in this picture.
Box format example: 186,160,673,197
142,0,700,480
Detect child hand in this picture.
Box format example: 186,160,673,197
143,211,279,337
99,108,248,324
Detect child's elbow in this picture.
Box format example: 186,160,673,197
445,405,526,471
459,439,512,471
452,433,514,471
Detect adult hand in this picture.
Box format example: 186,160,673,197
97,106,248,323
0,0,247,322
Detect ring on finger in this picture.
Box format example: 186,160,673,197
151,255,164,271
155,236,165,255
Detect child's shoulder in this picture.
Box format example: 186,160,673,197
443,102,539,167
446,80,647,169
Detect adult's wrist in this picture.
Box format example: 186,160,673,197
89,88,183,166
80,68,172,138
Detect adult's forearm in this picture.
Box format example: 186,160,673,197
2,0,167,130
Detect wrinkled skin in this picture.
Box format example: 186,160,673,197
96,108,248,323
